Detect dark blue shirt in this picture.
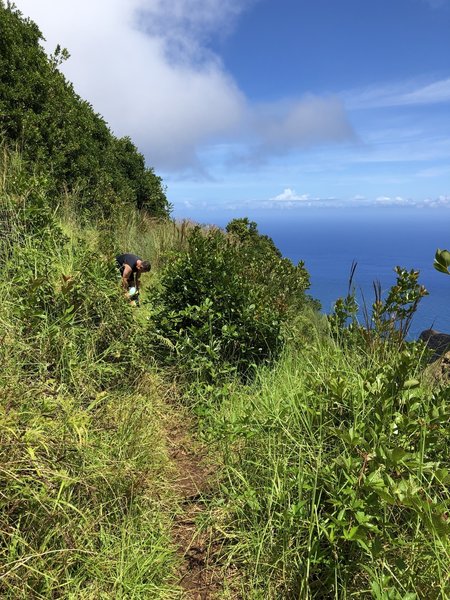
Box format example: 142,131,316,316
116,253,141,279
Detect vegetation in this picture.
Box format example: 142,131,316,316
3,142,448,596
1,4,449,598
0,2,169,217
0,151,180,597
434,249,450,276
198,333,450,598
330,263,429,350
149,218,317,381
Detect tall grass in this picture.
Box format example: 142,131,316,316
201,328,450,598
87,208,195,271
0,148,185,597
0,382,180,598
113,212,194,270
3,140,448,598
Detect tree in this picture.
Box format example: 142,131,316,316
0,1,169,217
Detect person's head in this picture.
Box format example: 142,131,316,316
137,259,151,273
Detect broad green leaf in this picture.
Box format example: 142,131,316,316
434,249,450,275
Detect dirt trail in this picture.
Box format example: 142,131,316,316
168,417,224,599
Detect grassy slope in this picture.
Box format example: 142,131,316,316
198,325,450,598
1,147,450,598
0,151,185,597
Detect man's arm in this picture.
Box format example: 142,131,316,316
121,264,132,290
135,272,141,291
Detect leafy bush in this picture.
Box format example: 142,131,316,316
330,265,428,353
0,2,169,217
202,337,450,598
149,219,314,381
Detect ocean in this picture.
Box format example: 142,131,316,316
203,207,450,340
255,207,450,339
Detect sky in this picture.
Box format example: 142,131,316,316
13,0,450,221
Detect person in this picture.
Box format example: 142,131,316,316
115,253,151,300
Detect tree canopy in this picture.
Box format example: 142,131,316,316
0,1,170,217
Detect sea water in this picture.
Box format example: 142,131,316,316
253,207,450,339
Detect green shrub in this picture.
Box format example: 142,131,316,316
149,220,314,381
202,338,450,598
330,265,429,357
0,3,169,217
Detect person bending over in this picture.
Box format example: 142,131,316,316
115,253,151,298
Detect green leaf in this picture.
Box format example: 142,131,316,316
403,379,420,389
391,447,408,464
433,249,450,275
344,525,360,540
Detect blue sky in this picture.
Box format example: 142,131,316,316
14,0,450,220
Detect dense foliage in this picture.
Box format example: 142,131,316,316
1,4,449,595
1,145,449,597
149,218,316,380
0,2,169,217
202,337,450,598
0,190,179,595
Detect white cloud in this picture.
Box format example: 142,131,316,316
14,0,248,170
421,195,450,207
347,77,450,110
14,0,355,172
271,188,310,202
394,78,450,106
376,196,409,205
265,188,340,208
240,96,355,164
136,0,256,50
172,191,450,213
266,194,450,210
374,195,450,207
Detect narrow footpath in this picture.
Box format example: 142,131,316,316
167,411,224,599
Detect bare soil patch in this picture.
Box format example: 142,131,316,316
168,416,224,599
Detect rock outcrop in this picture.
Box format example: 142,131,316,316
420,329,450,384
419,328,450,360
